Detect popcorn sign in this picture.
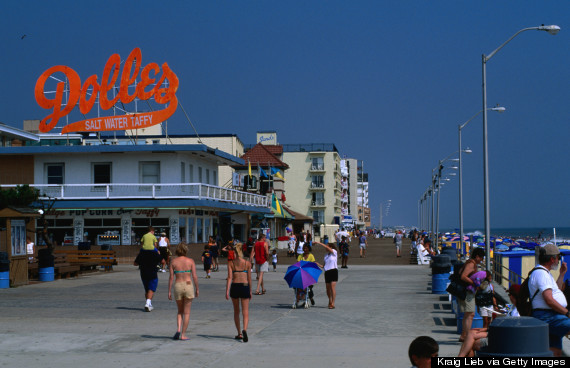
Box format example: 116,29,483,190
34,48,179,133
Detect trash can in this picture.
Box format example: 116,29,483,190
323,235,329,245
38,248,55,282
456,310,483,334
477,317,552,357
0,252,9,288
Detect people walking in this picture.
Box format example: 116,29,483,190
168,243,199,341
394,230,403,258
226,242,252,342
297,243,316,305
158,232,170,272
315,241,338,309
208,236,219,272
339,235,349,268
359,231,367,258
134,248,165,312
250,233,269,295
201,245,213,278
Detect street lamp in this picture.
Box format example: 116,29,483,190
433,156,458,250
482,25,559,271
458,106,505,258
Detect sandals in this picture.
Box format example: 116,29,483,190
254,291,263,295
173,332,180,340
262,290,267,294
242,330,248,343
235,335,243,340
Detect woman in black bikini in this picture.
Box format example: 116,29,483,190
225,242,252,342
168,243,199,341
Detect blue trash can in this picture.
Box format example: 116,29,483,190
457,311,483,335
0,271,9,288
323,235,329,245
39,267,55,282
432,272,450,294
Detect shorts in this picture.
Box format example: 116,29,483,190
229,283,251,299
272,261,277,267
459,291,476,313
204,264,211,271
173,281,195,300
359,244,366,249
532,309,570,350
479,305,494,317
255,262,269,273
141,277,158,292
324,269,338,283
159,247,169,260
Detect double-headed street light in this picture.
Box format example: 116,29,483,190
482,25,559,271
458,106,505,257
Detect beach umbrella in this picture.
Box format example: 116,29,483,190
284,261,322,289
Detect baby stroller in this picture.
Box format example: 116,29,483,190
284,261,322,310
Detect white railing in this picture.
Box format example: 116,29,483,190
2,183,270,208
310,182,325,189
311,200,325,206
310,164,325,171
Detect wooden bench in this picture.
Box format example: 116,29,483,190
53,249,117,271
28,253,81,280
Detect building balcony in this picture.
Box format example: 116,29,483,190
309,183,325,191
310,200,326,208
6,183,270,208
309,164,325,172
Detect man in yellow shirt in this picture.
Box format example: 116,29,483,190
141,227,158,250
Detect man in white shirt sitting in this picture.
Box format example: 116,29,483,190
529,244,570,356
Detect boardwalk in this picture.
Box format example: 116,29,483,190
0,237,541,367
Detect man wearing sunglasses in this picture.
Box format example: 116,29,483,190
529,244,570,356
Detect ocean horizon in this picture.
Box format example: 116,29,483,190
442,227,570,240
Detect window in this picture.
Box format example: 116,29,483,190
206,169,210,184
180,162,185,182
11,220,26,256
213,170,217,185
92,163,111,184
312,210,324,224
140,162,160,183
189,164,194,182
196,218,203,243
312,192,324,205
311,175,324,188
198,167,203,183
46,163,64,184
312,157,324,170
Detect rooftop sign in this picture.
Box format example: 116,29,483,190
34,48,179,134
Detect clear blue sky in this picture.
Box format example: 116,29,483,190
1,1,568,230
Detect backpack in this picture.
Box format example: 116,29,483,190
516,267,545,316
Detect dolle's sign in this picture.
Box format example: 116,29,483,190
35,48,178,133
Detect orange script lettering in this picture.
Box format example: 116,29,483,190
34,48,179,133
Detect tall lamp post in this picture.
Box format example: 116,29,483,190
433,155,458,249
458,106,505,256
482,25,559,271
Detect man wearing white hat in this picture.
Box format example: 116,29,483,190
529,244,570,356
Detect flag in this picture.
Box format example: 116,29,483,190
258,165,268,178
272,193,283,216
270,167,284,180
248,159,252,177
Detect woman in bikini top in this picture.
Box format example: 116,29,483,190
168,243,199,341
225,242,252,342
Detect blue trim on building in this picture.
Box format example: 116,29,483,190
0,144,244,165
46,199,270,213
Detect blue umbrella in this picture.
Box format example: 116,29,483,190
284,261,322,289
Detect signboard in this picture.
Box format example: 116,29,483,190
256,132,277,145
34,48,179,134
